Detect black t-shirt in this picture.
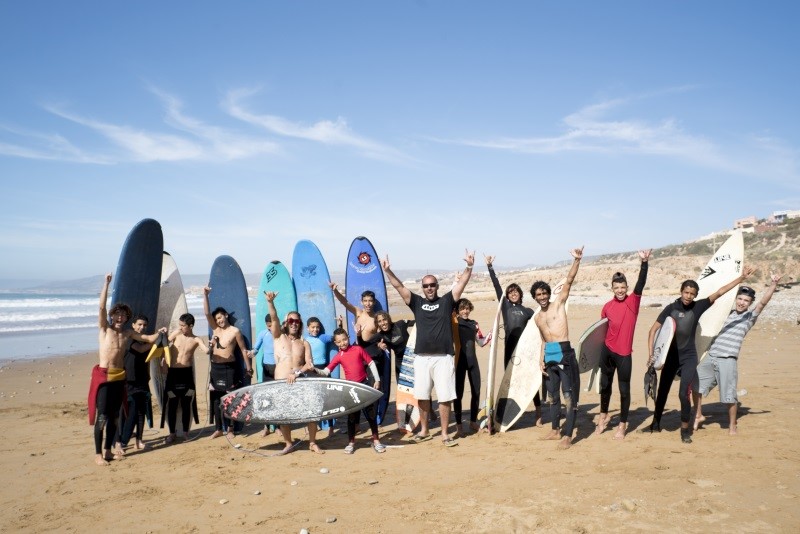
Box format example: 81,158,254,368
409,291,456,355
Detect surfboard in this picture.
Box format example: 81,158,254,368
480,299,504,433
395,325,420,434
208,255,252,432
221,378,383,425
255,260,297,382
652,316,676,371
345,236,391,424
110,218,163,333
152,252,197,436
494,278,566,432
695,231,745,360
577,318,609,374
293,240,337,373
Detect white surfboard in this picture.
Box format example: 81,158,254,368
578,318,608,394
652,316,676,371
478,300,504,432
494,278,567,432
695,231,745,361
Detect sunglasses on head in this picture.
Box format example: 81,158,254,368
422,283,438,289
286,318,302,326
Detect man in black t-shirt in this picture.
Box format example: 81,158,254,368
382,250,475,447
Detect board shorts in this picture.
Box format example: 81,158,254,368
413,354,456,402
697,355,738,403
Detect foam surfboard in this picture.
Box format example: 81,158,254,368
152,252,197,436
494,278,566,432
695,231,745,361
345,236,391,424
255,261,297,382
221,378,383,425
208,255,252,432
652,316,676,371
479,299,504,433
395,325,420,434
110,219,162,430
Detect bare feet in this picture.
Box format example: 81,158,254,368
165,434,177,445
112,443,125,456
309,442,325,455
95,454,109,466
135,440,149,450
470,421,480,433
542,429,561,441
613,423,627,440
210,430,223,439
277,442,295,456
557,436,573,450
261,425,271,437
534,407,543,427
729,424,738,436
693,415,706,431
594,414,609,435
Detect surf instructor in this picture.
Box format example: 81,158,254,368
382,249,475,447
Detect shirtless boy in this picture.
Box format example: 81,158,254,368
92,274,165,466
264,291,324,455
202,286,253,439
532,247,584,450
162,313,204,444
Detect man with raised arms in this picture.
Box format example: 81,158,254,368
202,286,253,439
382,249,475,447
264,291,324,455
162,312,204,444
92,274,165,466
532,247,583,450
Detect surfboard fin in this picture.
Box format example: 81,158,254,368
644,365,658,407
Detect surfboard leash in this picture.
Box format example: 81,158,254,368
222,427,306,458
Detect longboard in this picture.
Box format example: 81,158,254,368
221,378,382,425
652,316,676,370
494,278,566,432
110,219,163,428
395,326,420,434
479,299,504,433
152,252,194,435
255,261,296,382
695,231,745,361
208,255,252,432
345,236,391,424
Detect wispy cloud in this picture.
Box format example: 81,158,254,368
0,124,111,164
223,87,409,163
433,90,799,183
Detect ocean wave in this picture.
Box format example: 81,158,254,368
0,298,97,308
0,321,96,334
0,311,95,322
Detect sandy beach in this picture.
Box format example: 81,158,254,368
2,269,799,532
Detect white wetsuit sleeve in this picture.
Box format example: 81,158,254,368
367,361,380,382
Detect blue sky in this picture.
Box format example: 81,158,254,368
1,2,798,281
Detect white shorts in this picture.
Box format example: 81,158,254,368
413,354,456,402
698,355,738,403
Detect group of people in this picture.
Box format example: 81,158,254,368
90,247,781,464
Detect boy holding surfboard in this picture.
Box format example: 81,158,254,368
645,266,755,443
693,273,782,435
162,313,203,444
595,249,651,440
93,274,166,466
532,247,584,450
202,286,253,439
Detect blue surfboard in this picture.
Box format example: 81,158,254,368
110,218,163,334
208,255,252,432
345,236,391,424
255,261,297,382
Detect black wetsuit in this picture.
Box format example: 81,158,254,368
598,262,648,424
544,341,580,437
455,317,481,424
362,320,415,383
116,343,151,446
653,298,713,425
164,367,196,434
94,381,124,454
488,266,543,408
209,360,240,431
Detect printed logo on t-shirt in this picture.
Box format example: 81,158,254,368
422,303,440,312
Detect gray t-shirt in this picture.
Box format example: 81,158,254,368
708,309,759,359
